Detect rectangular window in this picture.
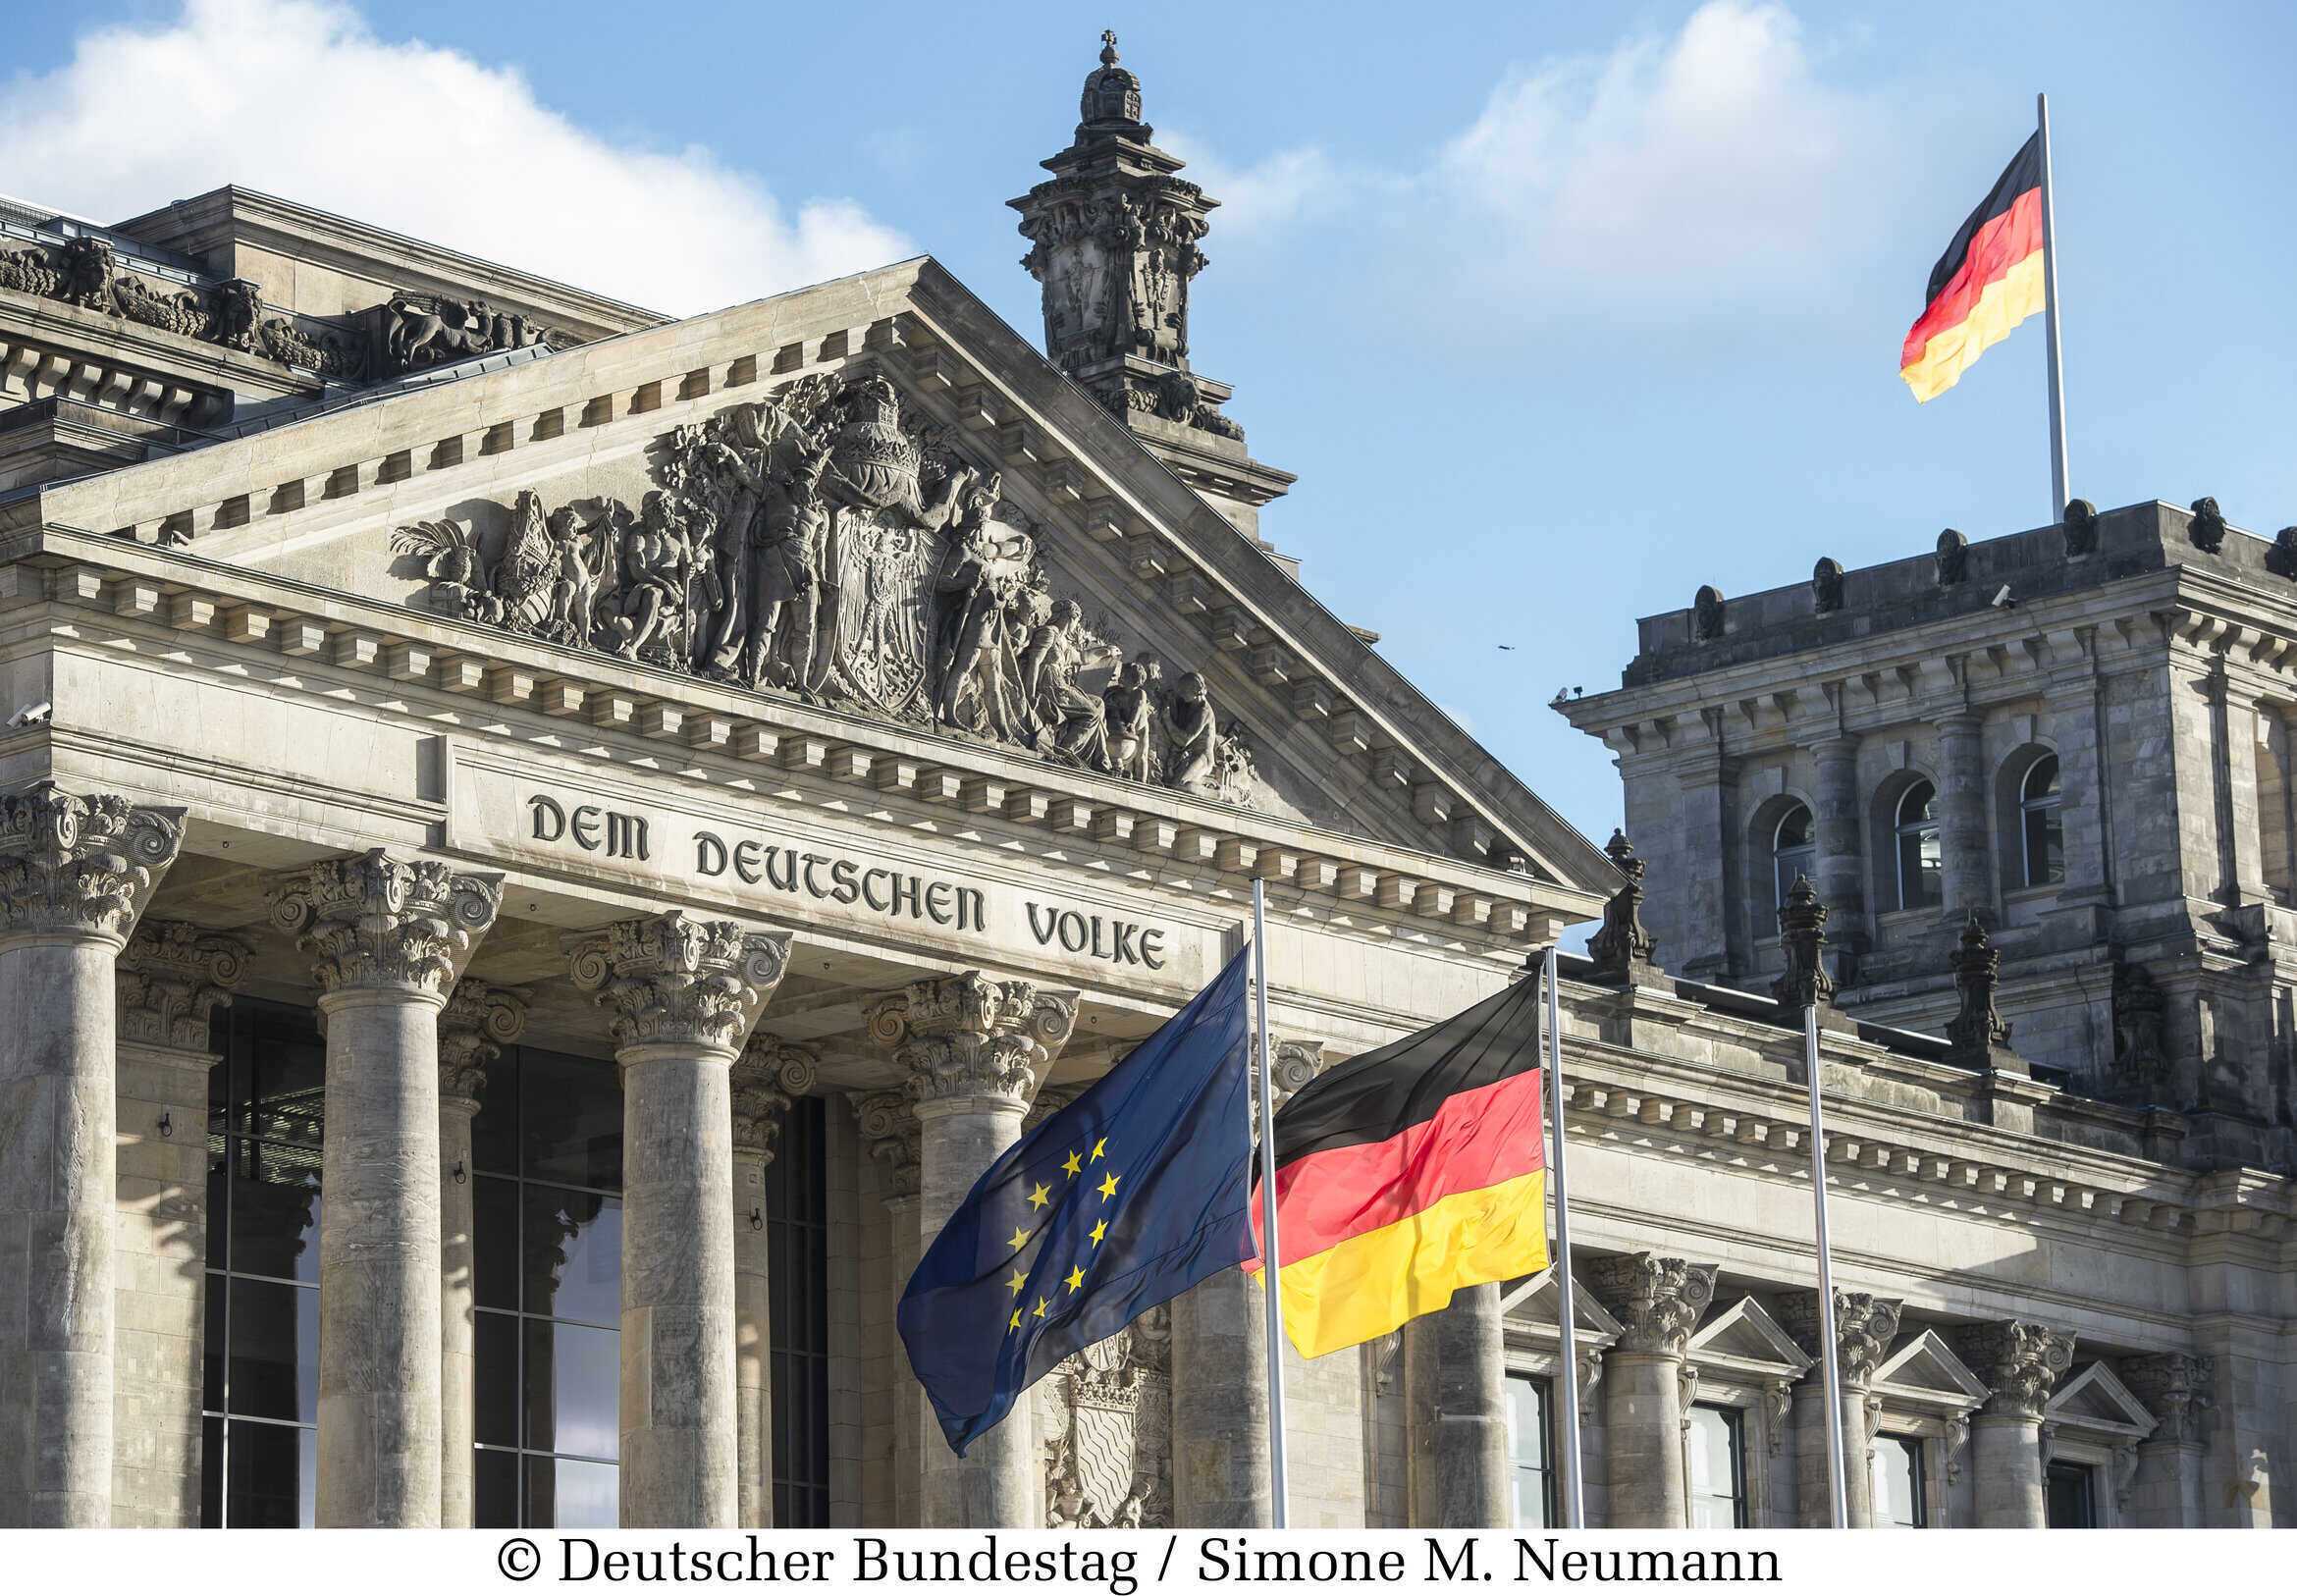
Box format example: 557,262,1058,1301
2045,1460,2098,1528
1685,1404,1747,1528
1872,1434,1926,1526
769,1096,831,1527
1504,1372,1556,1527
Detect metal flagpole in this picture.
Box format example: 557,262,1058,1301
2036,90,2071,522
1251,878,1291,1528
1542,946,1585,1530
1804,1003,1849,1528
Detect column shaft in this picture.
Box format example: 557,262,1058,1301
1969,1413,2045,1526
1171,1268,1272,1525
2130,1440,2205,1526
1405,1281,1509,1527
1812,736,1867,949
438,1097,479,1528
733,1144,772,1529
1937,713,1992,915
1604,1352,1686,1526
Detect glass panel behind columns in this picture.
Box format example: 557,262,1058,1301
1504,1372,1555,1527
769,1095,830,1527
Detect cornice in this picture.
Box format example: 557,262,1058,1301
0,285,320,404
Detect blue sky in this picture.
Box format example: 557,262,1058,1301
5,0,2292,852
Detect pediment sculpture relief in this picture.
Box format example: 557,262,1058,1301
393,366,1259,804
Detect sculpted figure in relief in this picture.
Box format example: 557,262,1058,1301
1161,670,1218,792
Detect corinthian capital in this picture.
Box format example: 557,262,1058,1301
1586,1252,1717,1357
267,848,503,1000
116,919,250,1050
0,781,184,947
563,911,791,1054
2119,1353,2214,1446
866,970,1079,1110
731,1033,819,1157
853,1089,921,1199
1778,1290,1904,1386
1953,1320,2076,1419
439,979,531,1106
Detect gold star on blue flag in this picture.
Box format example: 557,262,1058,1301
896,950,1255,1455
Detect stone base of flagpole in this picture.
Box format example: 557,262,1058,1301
1406,1283,1510,1527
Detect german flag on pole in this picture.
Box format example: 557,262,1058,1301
1244,981,1547,1359
1900,133,2045,402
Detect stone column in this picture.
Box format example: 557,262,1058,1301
853,1091,924,1525
2119,1354,2212,1526
870,972,1079,1529
0,784,183,1528
729,1033,815,1529
436,979,528,1529
1936,713,1992,916
1673,764,1733,981
1406,1281,1509,1527
565,913,791,1529
268,850,503,1528
1951,1320,2075,1527
1778,1290,1901,1526
1587,1253,1717,1527
112,921,249,1527
1811,735,1867,956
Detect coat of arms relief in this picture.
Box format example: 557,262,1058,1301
393,365,1258,804
1037,1307,1172,1529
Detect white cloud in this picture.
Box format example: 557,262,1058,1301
0,0,911,317
1155,133,1363,243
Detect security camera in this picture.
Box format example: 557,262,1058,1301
5,700,50,727
1991,585,2017,611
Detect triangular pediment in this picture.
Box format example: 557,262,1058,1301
1501,1270,1626,1347
1873,1329,1989,1414
1684,1296,1812,1380
27,256,1613,894
2046,1361,2156,1439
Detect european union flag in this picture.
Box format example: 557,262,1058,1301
898,948,1255,1454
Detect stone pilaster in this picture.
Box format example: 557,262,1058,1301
2119,1353,2213,1526
730,1033,816,1531
853,1088,924,1526
1936,712,1992,916
1811,734,1867,958
565,912,790,1529
1778,1290,1902,1526
0,782,183,1528
871,972,1078,1528
268,849,501,1527
1951,1320,2075,1527
436,978,529,1530
112,920,248,1527
1587,1253,1717,1527
1406,1282,1509,1527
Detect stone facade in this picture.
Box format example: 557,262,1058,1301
0,37,2286,1534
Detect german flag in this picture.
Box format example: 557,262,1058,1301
1900,133,2045,402
1244,981,1547,1359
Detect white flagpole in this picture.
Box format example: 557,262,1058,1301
1542,946,1585,1530
1805,1003,1849,1528
1251,878,1291,1528
2037,90,2070,522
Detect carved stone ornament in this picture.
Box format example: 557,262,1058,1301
1041,1303,1173,1529
562,912,791,1054
1585,1252,1717,1357
1585,828,1661,985
1945,913,2014,1062
1952,1320,2076,1419
2109,958,2172,1107
1777,1290,1904,1386
1764,1378,1793,1456
1811,558,1845,614
392,367,1260,804
2187,497,2227,554
116,918,250,1050
870,970,1080,1109
438,979,531,1106
0,781,185,947
2061,498,2099,557
852,1089,923,1200
1770,874,1836,1014
1936,528,1969,586
267,849,503,1001
1692,585,1726,642
382,293,560,376
2118,1353,2215,1447
2269,527,2297,581
731,1033,819,1158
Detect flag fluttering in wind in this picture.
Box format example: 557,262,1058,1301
1244,979,1548,1359
897,949,1255,1455
1900,133,2046,402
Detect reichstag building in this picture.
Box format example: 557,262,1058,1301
0,38,2284,1531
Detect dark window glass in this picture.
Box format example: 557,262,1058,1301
474,1312,520,1446
524,1319,620,1461
1506,1373,1555,1528
475,1448,519,1527
1772,803,1816,909
526,1455,619,1530
471,1047,520,1177
1686,1405,1746,1528
2046,1460,2098,1527
1895,780,1943,910
199,1415,224,1529
522,1186,619,1327
226,1144,321,1283
1873,1435,1926,1526
474,1175,519,1312
225,1277,318,1423
521,1051,623,1192
2021,754,2064,886
770,1096,831,1528
224,1419,315,1528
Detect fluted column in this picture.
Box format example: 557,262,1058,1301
566,913,790,1529
871,972,1079,1528
1779,1290,1902,1526
1936,714,1992,916
1952,1320,2075,1527
2120,1354,2212,1526
113,920,248,1526
729,1033,814,1529
436,979,528,1528
854,1091,924,1524
1407,1282,1510,1526
1587,1253,1717,1527
0,785,183,1527
268,850,502,1528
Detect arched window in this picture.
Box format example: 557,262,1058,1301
1895,781,1942,910
1772,803,1815,909
2020,754,2063,886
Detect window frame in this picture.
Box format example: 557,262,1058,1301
1503,1370,1558,1529
1770,801,1817,912
1892,778,1944,912
1872,1433,1928,1527
2019,753,2064,887
1685,1402,1749,1529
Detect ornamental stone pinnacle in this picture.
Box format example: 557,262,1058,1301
1585,829,1663,987
267,848,503,999
116,919,251,1049
0,780,185,946
1771,874,1836,1015
1946,913,2017,1067
869,969,1080,1108
1953,1320,2077,1419
562,911,791,1054
438,979,531,1106
1586,1252,1717,1357
1778,1290,1904,1385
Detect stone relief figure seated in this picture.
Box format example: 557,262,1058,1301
1023,599,1121,769
1103,660,1158,782
1161,670,1220,793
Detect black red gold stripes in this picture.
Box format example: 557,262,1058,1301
1245,980,1549,1358
1901,133,2044,402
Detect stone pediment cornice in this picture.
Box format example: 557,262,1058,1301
0,522,1586,960
13,254,1615,897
